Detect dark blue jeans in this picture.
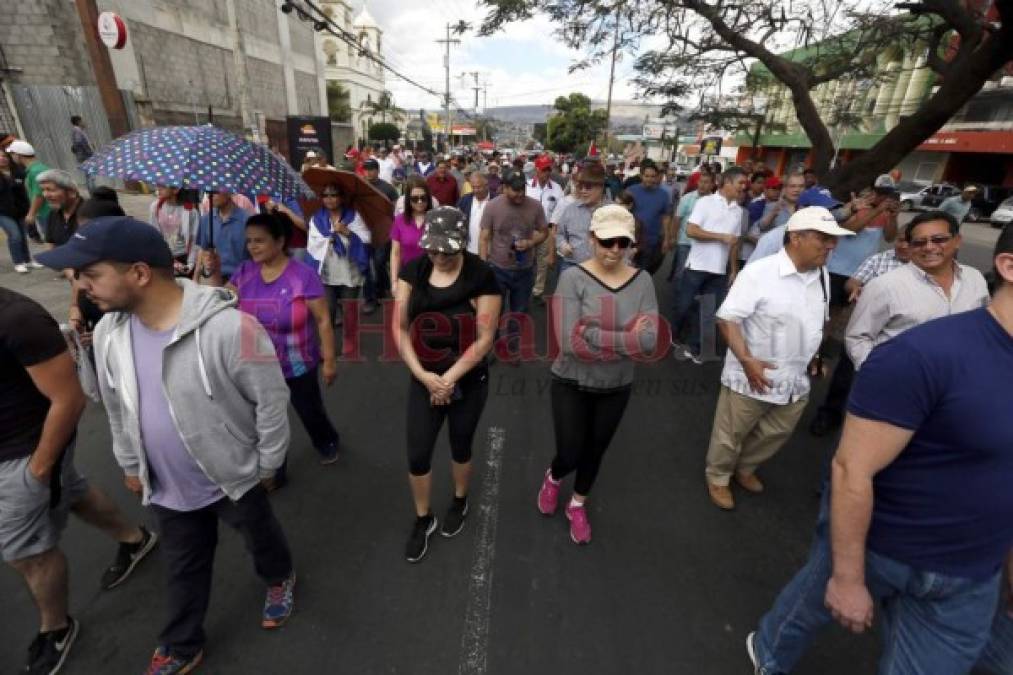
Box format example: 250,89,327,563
670,268,727,356
363,243,391,304
0,215,31,265
753,492,1002,674
979,597,1013,674
492,265,535,353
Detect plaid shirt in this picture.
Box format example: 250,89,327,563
852,249,903,284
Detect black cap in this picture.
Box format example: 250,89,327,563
36,216,174,271
363,158,380,170
505,173,527,191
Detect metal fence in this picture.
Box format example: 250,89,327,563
8,85,115,178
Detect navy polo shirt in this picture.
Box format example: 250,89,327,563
848,308,1013,580
626,183,672,247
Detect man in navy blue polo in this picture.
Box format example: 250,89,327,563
747,224,1013,673
626,158,673,274
193,191,251,284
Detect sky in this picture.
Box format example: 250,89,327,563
359,0,646,113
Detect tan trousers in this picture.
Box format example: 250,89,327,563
533,235,553,296
705,385,808,486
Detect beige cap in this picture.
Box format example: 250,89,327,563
963,185,978,192
589,204,636,240
785,207,855,237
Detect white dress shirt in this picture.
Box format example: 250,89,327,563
526,178,565,223
717,248,830,404
467,195,490,255
846,262,990,369
686,193,745,275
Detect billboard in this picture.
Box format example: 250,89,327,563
286,116,333,169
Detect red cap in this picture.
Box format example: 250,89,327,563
534,155,553,171
764,176,783,190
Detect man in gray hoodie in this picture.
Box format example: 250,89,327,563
37,216,295,673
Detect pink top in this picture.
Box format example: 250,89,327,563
391,211,427,270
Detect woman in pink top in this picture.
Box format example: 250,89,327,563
390,176,433,279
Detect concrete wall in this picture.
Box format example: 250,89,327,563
0,0,94,86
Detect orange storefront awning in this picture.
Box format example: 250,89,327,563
916,130,1013,154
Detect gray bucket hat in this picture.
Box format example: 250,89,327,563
419,206,468,254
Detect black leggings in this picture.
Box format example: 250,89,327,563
406,368,489,476
550,379,632,496
285,366,339,453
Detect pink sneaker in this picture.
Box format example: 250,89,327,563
537,469,560,515
565,501,592,544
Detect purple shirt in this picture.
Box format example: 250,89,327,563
130,315,223,511
231,259,325,379
391,212,426,270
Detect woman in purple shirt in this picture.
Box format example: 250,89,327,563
227,212,340,487
390,176,433,280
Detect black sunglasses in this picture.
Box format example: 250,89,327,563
909,234,954,249
595,236,632,249
410,195,428,203
321,192,340,198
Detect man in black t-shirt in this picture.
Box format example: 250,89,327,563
36,169,81,247
0,288,156,674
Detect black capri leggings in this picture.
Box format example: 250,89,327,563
549,378,632,496
406,368,489,476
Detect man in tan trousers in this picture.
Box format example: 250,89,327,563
704,207,855,510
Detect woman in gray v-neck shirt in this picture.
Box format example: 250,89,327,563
536,204,660,545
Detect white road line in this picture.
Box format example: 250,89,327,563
457,426,506,675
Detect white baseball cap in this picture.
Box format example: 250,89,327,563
785,207,855,237
7,140,35,156
589,204,636,240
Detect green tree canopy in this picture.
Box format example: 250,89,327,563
326,82,351,123
545,93,608,154
369,122,401,142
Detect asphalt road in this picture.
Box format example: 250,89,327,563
0,209,1002,674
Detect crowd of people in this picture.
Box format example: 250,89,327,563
0,130,1010,675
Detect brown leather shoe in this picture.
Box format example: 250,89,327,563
735,472,764,494
707,482,735,510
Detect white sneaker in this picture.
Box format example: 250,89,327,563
746,631,760,674
14,264,28,274
28,261,45,269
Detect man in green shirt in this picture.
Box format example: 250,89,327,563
8,141,51,241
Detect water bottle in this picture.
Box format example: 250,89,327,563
512,234,527,266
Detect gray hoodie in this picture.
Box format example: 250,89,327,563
93,280,290,505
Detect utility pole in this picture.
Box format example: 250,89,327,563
436,24,461,153
602,8,622,155
73,0,130,138
462,71,481,113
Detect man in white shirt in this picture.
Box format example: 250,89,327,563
670,166,749,363
846,210,989,369
527,155,565,303
459,171,491,255
377,147,396,183
704,207,855,510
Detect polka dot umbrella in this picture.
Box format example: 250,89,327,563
82,125,314,197
82,125,315,248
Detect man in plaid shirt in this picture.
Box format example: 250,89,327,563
844,229,911,303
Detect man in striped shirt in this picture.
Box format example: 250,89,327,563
844,227,911,303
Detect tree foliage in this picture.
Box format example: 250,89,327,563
326,82,351,123
368,122,401,142
545,93,609,153
479,0,1013,195
366,91,405,124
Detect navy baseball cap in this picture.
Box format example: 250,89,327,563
36,216,174,270
798,186,842,210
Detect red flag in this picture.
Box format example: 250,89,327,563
587,140,598,157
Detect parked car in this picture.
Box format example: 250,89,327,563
898,183,961,211
989,195,1013,229
969,184,1013,223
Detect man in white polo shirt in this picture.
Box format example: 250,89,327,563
703,207,854,510
671,166,749,363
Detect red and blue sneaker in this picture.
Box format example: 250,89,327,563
262,573,296,628
143,647,203,674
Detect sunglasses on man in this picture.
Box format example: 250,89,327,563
909,234,954,249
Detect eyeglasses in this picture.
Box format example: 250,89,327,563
410,195,428,203
321,193,340,198
909,234,954,248
595,236,632,249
